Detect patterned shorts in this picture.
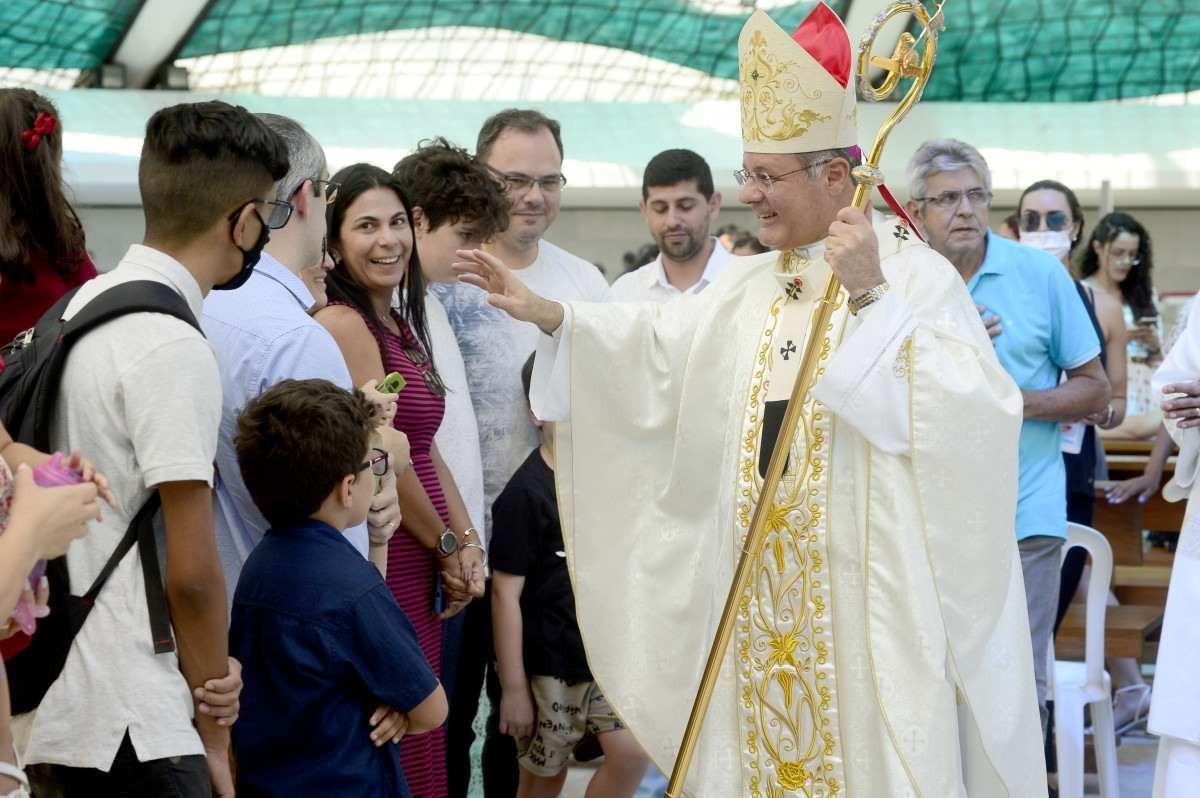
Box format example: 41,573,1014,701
517,676,623,777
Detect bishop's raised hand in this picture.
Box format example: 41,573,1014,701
453,249,565,334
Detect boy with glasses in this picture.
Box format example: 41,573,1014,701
229,379,446,797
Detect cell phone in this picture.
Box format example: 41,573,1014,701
432,572,446,615
378,372,406,393
1136,316,1157,326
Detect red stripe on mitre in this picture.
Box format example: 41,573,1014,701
790,2,851,89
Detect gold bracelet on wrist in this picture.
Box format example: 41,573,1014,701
847,281,889,316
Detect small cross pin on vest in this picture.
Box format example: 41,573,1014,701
780,339,797,360
893,223,910,241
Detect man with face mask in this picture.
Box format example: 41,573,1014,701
906,139,1110,745
613,149,730,302
22,101,287,798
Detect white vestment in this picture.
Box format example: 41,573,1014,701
531,216,1045,796
1149,297,1200,797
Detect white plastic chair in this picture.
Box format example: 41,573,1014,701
1050,522,1120,798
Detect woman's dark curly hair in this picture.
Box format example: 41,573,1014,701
1080,211,1156,319
325,163,438,382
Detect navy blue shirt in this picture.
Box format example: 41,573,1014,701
230,519,437,797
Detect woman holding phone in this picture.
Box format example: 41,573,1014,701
315,163,484,796
1082,211,1163,440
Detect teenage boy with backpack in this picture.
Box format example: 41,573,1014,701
18,101,289,797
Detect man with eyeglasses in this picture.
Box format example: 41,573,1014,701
203,113,405,611
452,8,1046,795
434,108,609,798
905,138,1110,743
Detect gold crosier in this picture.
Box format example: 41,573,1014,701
665,3,944,795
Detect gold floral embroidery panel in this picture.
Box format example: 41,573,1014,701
734,294,844,798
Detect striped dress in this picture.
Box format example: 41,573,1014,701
332,301,448,796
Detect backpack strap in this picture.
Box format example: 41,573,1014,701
61,281,197,657
79,492,175,655
63,281,200,336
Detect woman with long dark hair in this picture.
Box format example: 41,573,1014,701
1074,210,1157,727
0,88,97,344
1082,211,1163,440
315,164,483,795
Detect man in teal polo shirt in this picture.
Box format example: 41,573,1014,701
906,139,1110,738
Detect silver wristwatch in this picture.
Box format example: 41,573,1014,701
436,528,459,558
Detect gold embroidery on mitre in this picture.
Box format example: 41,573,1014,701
741,29,832,144
734,292,846,796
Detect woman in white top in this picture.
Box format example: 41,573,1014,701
1082,211,1164,439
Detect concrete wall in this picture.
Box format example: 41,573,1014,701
78,201,1198,292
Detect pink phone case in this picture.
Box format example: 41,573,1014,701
5,454,82,635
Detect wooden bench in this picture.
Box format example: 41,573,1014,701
1113,564,1172,605
1055,604,1164,660
1091,484,1145,565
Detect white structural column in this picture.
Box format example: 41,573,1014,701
110,0,214,88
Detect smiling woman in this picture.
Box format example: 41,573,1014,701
314,164,484,796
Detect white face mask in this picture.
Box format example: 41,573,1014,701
1019,229,1073,261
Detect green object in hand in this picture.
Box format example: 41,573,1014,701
378,372,406,393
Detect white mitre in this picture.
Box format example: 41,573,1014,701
739,2,859,154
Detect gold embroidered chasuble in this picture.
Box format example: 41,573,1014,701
531,216,1047,796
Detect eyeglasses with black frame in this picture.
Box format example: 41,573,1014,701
312,178,340,206
359,448,390,479
912,188,993,210
487,166,567,196
229,198,294,230
1020,210,1071,233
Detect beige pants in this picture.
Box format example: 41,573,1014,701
518,676,622,777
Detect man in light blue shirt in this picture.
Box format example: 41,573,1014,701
203,114,401,607
907,139,1109,739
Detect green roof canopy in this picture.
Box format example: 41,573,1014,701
1,1,1197,102
0,0,139,71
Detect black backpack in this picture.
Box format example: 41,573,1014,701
0,280,201,714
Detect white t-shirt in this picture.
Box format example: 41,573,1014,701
426,292,486,541
25,245,222,769
432,240,610,542
610,237,733,302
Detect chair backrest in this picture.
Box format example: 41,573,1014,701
1062,522,1114,689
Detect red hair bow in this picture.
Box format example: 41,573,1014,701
20,111,57,151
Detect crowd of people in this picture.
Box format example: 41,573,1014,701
0,48,1193,798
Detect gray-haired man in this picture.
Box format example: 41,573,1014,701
906,138,1109,738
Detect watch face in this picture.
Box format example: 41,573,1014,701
439,530,458,555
